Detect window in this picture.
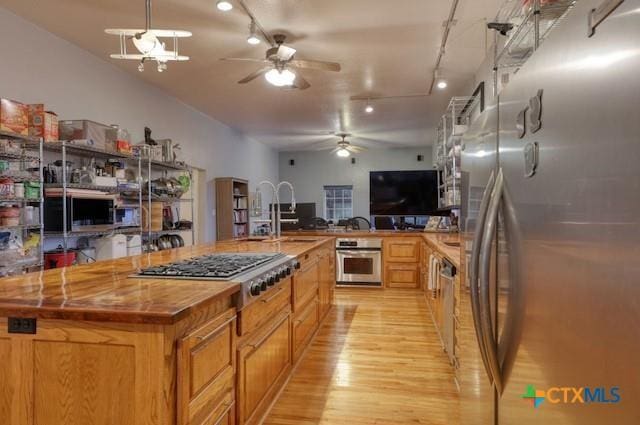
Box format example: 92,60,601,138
324,185,353,222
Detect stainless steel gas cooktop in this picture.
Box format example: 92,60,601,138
135,252,300,309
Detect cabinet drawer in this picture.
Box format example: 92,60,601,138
239,278,291,336
385,263,420,288
384,239,420,262
178,308,237,425
237,310,292,425
292,297,319,362
292,260,319,312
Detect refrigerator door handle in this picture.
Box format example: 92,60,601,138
469,170,496,385
479,168,504,394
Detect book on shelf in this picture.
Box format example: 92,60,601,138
233,197,248,209
233,224,247,238
233,209,248,223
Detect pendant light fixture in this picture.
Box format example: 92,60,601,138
105,0,191,73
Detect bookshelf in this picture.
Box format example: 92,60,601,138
215,177,249,240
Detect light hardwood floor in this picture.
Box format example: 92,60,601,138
264,289,460,425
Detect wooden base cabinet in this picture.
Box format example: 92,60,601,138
383,238,422,288
177,308,237,425
0,297,235,425
237,309,292,425
318,251,335,320
292,298,319,362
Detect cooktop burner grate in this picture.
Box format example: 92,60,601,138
137,252,284,279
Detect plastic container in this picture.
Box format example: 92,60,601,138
24,181,40,199
0,178,14,197
14,182,24,198
59,120,111,150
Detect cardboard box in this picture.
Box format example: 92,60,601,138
28,104,58,142
0,99,29,136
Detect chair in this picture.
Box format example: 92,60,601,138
374,216,395,230
349,216,371,230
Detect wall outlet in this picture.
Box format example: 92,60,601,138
8,317,37,334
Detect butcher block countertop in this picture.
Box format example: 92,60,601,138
284,230,461,268
0,237,332,325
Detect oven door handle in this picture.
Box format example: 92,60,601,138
336,250,381,257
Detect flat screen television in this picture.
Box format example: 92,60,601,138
370,170,439,216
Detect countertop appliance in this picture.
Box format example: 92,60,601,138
44,191,115,232
335,238,382,287
459,1,640,423
136,252,300,309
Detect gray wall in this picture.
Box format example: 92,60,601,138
278,147,433,219
0,7,279,242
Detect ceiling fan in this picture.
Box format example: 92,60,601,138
220,34,341,90
327,134,365,157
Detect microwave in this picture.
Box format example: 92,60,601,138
115,205,141,228
44,195,115,232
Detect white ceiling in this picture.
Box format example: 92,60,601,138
0,0,500,150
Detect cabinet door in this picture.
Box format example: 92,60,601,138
237,310,292,425
384,239,421,263
385,263,420,288
292,259,319,312
177,308,237,425
292,297,319,362
239,278,291,336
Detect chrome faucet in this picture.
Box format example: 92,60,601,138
255,180,297,239
257,180,278,238
276,181,297,239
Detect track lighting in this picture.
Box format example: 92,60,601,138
247,20,261,45
216,1,233,11
138,61,145,72
157,62,167,72
365,100,374,114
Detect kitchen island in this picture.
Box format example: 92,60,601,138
0,236,334,425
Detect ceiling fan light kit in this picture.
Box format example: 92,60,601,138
337,148,351,158
265,68,296,87
216,1,233,12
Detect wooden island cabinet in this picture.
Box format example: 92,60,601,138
0,237,336,425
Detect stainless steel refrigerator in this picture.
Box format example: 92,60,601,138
459,0,640,423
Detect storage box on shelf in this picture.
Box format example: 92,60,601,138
0,130,44,275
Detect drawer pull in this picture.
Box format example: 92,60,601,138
261,286,284,303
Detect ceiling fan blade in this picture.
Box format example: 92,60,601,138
289,59,341,72
277,45,297,61
293,73,311,90
308,138,338,150
220,57,270,64
329,147,341,154
348,145,366,153
238,67,272,84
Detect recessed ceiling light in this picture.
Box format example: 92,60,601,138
437,80,448,89
365,104,374,114
216,1,233,11
247,35,261,45
337,148,351,157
